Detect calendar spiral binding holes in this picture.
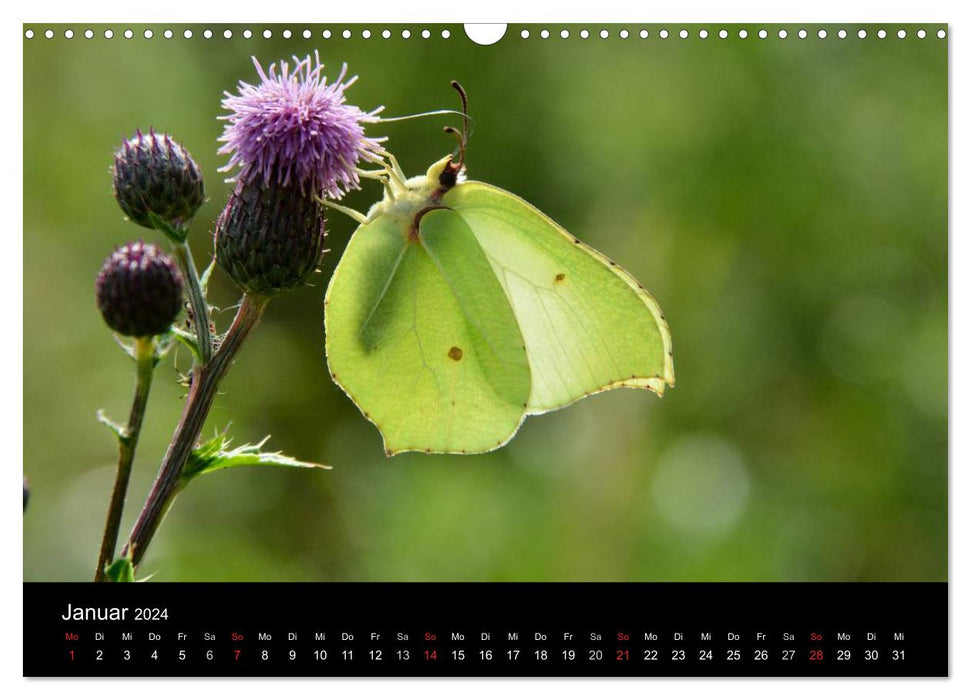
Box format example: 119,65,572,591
23,24,949,43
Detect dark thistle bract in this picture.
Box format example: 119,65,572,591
113,129,206,234
96,241,184,338
215,182,326,297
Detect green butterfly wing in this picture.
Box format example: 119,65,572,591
324,207,531,455
444,182,675,413
325,166,674,456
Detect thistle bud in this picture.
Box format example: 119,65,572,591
96,241,184,337
214,181,325,297
112,129,205,235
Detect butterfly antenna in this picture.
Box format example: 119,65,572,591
443,125,463,154
438,81,470,190
450,81,469,168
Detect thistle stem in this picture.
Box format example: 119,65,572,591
172,242,213,365
122,293,268,566
94,336,157,582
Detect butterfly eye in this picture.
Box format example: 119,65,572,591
438,158,459,188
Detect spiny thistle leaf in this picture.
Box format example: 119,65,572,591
112,334,137,360
181,431,330,485
199,258,217,296
97,409,128,442
104,557,135,583
152,330,182,366
169,326,202,362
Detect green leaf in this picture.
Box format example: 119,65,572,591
324,157,674,455
198,257,217,296
112,334,137,360
181,432,329,484
153,329,177,358
104,557,135,583
169,326,203,362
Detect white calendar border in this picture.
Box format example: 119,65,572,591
4,0,966,698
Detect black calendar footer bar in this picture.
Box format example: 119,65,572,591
24,582,947,677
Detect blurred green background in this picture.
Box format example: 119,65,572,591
23,24,947,582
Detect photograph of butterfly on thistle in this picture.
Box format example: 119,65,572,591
82,52,673,582
24,28,945,583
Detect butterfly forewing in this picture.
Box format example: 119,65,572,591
324,207,530,455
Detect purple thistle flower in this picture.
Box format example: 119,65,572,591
218,52,385,200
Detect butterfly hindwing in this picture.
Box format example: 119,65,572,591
443,181,675,413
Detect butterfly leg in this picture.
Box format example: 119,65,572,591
318,197,370,225
376,149,409,188
356,168,399,202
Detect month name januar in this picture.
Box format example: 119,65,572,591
61,603,129,621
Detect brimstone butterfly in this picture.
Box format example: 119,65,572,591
325,88,674,455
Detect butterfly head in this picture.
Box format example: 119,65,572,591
427,154,466,191
366,82,470,223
